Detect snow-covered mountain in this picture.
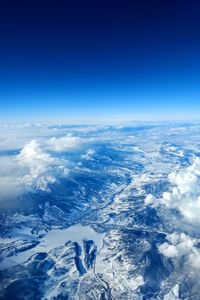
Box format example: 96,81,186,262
1,122,200,299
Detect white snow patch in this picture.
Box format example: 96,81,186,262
164,284,180,300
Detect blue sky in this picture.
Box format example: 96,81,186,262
0,0,199,122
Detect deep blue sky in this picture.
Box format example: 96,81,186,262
0,0,200,122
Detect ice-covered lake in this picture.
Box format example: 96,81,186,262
0,224,104,270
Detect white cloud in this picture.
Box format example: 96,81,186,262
159,233,200,269
46,135,83,152
16,140,63,191
145,157,200,224
159,243,178,258
18,140,55,176
0,131,93,198
0,123,88,152
0,140,69,197
159,233,194,258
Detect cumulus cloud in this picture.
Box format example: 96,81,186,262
0,131,93,199
145,157,200,224
159,233,194,258
159,233,200,269
16,140,66,191
0,139,69,198
46,135,83,152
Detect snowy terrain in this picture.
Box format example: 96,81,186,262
0,122,200,299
